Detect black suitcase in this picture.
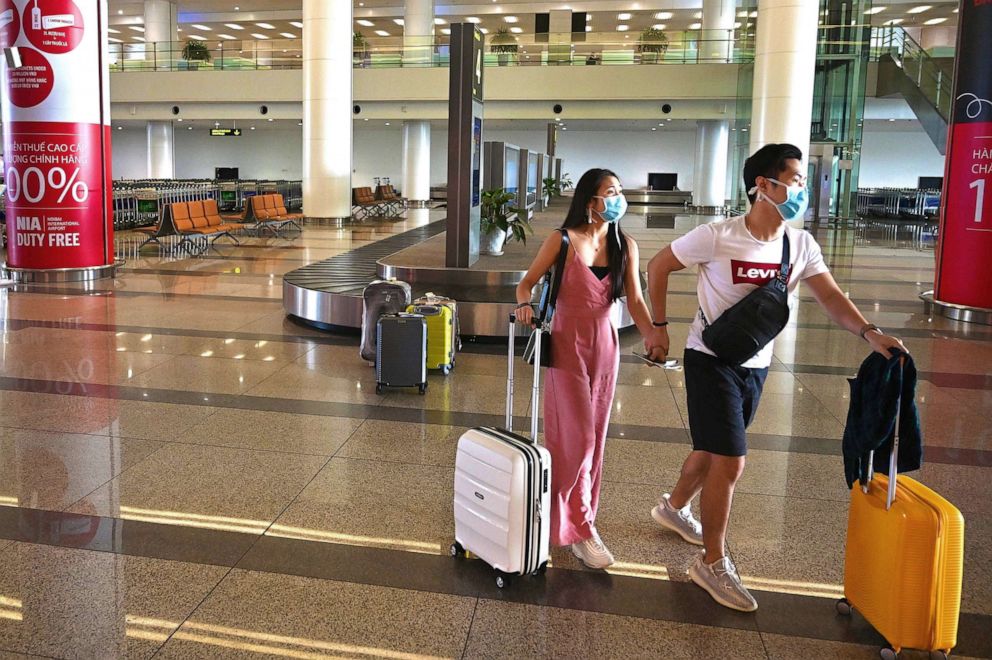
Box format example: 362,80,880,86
376,313,428,395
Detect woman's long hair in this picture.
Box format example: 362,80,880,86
561,168,628,301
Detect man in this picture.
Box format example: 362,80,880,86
644,143,906,612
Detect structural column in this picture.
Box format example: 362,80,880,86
143,0,177,70
303,0,352,221
403,0,434,66
748,0,819,159
402,121,431,205
701,0,736,62
693,120,729,209
147,121,175,178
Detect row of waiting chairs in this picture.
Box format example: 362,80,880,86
857,187,940,220
352,185,404,219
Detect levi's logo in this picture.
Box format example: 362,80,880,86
731,260,792,286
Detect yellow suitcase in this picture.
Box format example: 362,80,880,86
406,303,454,374
839,376,964,659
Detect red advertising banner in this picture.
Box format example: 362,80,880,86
2,0,112,272
934,1,992,309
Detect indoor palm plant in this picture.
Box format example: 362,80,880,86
490,27,518,66
181,39,211,70
480,188,531,255
353,31,370,66
636,27,669,63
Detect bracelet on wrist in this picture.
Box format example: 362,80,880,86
515,302,533,310
859,323,882,340
652,321,669,327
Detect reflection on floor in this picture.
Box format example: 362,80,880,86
0,202,990,659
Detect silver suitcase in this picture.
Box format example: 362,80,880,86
361,279,412,363
450,314,551,588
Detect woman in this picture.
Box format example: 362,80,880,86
515,168,665,568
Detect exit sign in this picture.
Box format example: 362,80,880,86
210,128,243,137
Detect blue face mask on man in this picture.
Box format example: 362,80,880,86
592,194,628,223
753,178,809,222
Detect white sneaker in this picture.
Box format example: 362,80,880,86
688,553,758,612
651,493,704,546
570,529,615,569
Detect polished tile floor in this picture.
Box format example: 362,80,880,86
0,205,990,659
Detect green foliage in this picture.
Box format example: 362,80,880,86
481,188,532,246
636,28,669,54
490,27,519,54
353,31,369,53
181,39,211,62
543,177,561,197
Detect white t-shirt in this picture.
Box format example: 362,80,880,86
670,217,830,369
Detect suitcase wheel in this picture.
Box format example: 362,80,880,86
531,561,548,577
880,647,898,660
449,542,465,558
494,571,511,589
418,383,427,395
835,598,852,616
375,384,383,395
441,364,451,376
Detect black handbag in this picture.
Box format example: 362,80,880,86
524,230,570,367
700,232,791,366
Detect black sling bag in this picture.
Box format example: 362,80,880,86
700,232,791,366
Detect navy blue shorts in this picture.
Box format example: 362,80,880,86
684,349,769,457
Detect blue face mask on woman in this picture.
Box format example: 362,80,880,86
592,194,628,223
754,178,809,222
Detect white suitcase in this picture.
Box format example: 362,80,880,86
450,314,551,589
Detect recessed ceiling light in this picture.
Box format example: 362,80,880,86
117,9,123,14
689,23,702,30
906,5,931,13
108,28,120,34
290,21,303,28
561,127,567,131
108,37,122,42
510,27,522,33
188,126,193,130
192,24,211,31
466,17,481,24
268,118,274,122
225,23,244,30
280,32,296,38
655,12,673,20
187,35,206,40
888,118,896,122
652,128,657,131
923,17,946,24
132,36,145,41
479,27,489,34
618,13,632,20
251,33,268,39
586,14,592,21
218,34,236,40
234,5,240,10
884,18,903,24
356,19,374,27
434,18,446,25
734,22,742,28
652,24,666,30
504,16,519,23
250,126,256,130
750,11,758,17
129,26,145,32
375,30,390,36
441,28,451,35
693,11,703,19
864,6,886,14
117,126,122,130
585,25,592,32
385,122,390,126
616,24,629,32
255,22,275,29
737,10,748,17
393,19,404,26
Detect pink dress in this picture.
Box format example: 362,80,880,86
543,247,620,546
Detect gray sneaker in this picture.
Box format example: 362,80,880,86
688,554,758,612
651,494,704,546
570,529,615,569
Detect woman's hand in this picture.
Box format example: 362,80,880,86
644,326,669,361
515,304,536,326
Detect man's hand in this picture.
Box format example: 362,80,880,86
866,330,908,359
645,326,670,361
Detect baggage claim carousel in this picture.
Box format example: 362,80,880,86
282,218,637,338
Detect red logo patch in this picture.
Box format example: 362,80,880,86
730,260,792,286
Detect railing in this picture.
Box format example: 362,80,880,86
107,30,753,72
871,26,952,121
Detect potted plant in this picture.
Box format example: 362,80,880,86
480,188,531,255
542,176,559,204
353,31,370,67
490,27,518,66
636,27,669,64
181,39,211,70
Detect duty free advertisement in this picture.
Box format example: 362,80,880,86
1,0,112,270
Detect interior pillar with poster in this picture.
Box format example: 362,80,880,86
1,0,114,282
928,0,992,320
445,22,484,268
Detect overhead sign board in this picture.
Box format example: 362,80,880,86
210,128,242,137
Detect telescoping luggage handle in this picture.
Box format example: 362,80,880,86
506,313,542,442
863,355,905,511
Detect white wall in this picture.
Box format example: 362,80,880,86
859,124,945,188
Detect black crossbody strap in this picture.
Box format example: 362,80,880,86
775,231,791,292
542,229,570,320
